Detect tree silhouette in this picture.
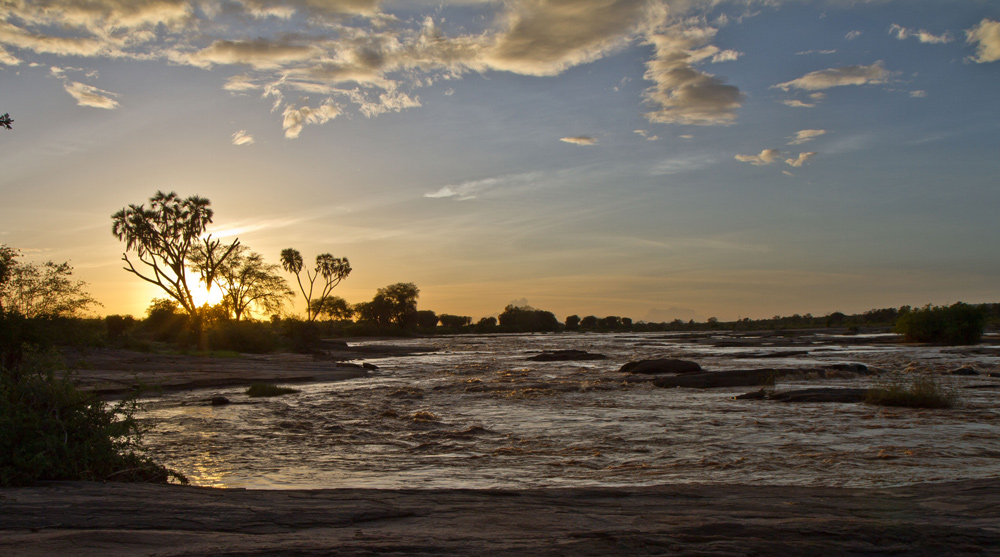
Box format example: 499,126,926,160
280,248,351,322
0,113,12,130
310,296,353,321
112,191,239,346
195,245,292,321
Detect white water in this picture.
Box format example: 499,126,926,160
140,332,1000,489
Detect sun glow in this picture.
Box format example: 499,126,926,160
186,272,224,307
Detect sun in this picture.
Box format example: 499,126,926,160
186,272,224,307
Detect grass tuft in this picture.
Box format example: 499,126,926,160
865,369,957,409
245,382,299,397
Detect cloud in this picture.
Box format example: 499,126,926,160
796,49,837,56
282,101,341,138
482,0,653,76
845,30,862,41
231,130,254,146
184,40,321,70
785,152,817,167
63,81,119,109
642,24,744,126
711,49,742,63
0,46,20,65
788,129,826,145
966,19,1000,63
781,99,815,108
560,136,597,146
773,61,893,91
910,90,927,98
634,129,659,141
424,172,541,201
888,24,953,44
735,148,781,166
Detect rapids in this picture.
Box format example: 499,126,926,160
140,332,1000,489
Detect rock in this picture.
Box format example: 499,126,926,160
765,388,868,403
210,396,230,406
653,368,777,389
363,362,379,370
826,363,870,374
952,367,979,376
527,350,607,362
733,389,768,400
734,350,810,359
620,359,702,375
653,365,872,389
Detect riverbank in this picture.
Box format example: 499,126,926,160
59,340,436,396
2,479,998,555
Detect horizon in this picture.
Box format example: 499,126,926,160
1,1,998,322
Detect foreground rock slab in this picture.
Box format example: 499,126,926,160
2,480,998,556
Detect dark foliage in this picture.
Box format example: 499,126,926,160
894,303,988,345
1,349,184,486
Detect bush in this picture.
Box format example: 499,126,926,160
206,320,278,353
893,303,987,345
246,383,299,397
1,348,184,486
865,369,957,409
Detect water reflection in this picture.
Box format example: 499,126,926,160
141,332,1000,489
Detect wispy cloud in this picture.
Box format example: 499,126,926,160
785,152,817,167
788,129,826,145
560,136,597,146
63,81,119,109
889,24,953,44
231,130,254,146
634,129,659,141
282,101,341,138
424,172,542,201
735,148,781,166
845,30,863,41
773,61,893,91
966,19,1000,63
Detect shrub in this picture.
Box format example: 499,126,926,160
206,320,278,353
893,303,987,345
1,348,184,486
865,369,957,409
246,383,299,397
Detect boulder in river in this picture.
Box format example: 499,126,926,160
755,388,869,403
527,350,607,362
652,364,870,389
619,359,702,375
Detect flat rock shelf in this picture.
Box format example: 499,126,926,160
2,480,999,555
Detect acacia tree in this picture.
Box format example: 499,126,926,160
112,191,239,344
0,258,99,318
280,248,351,322
194,245,291,321
355,282,419,327
310,296,353,321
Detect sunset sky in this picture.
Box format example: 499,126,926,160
1,0,998,322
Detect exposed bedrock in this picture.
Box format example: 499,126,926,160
734,387,869,403
618,362,870,389
619,359,702,374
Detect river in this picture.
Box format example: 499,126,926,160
140,331,1000,489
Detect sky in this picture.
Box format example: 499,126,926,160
0,0,998,323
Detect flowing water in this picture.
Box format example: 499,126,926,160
140,332,1000,489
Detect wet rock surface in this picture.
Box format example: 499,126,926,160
619,359,702,374
651,365,871,389
526,349,607,361
735,387,869,403
2,480,998,556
